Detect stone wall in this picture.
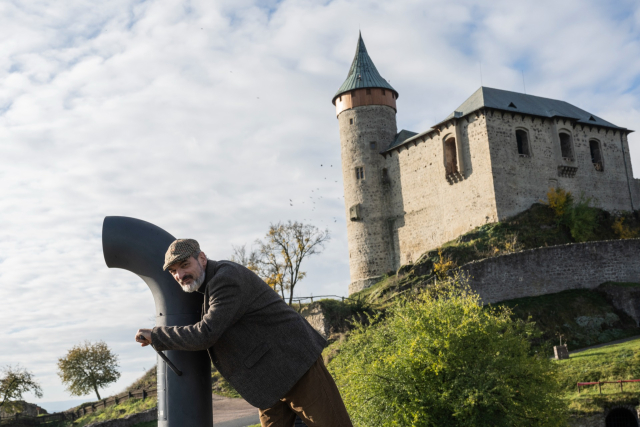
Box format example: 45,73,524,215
486,113,636,220
339,105,398,293
381,113,499,277
599,283,640,326
460,239,640,304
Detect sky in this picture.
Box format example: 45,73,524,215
2,0,640,411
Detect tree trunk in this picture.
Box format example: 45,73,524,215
93,384,101,400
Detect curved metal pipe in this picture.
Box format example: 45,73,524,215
102,216,213,427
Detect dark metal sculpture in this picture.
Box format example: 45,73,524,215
102,216,213,427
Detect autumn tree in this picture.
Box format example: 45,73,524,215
254,221,329,305
0,365,42,414
230,244,259,272
57,341,120,400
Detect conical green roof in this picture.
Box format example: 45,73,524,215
333,33,397,102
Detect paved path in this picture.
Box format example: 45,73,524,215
212,395,259,427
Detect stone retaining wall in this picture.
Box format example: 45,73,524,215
461,238,640,304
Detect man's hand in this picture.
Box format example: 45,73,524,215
135,329,152,347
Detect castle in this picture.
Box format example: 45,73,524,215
333,34,640,295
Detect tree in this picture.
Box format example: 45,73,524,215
0,365,42,414
57,341,120,400
230,244,260,272
254,221,330,305
329,276,567,427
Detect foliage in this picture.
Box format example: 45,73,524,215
69,397,156,427
229,244,260,273
0,365,42,414
546,188,572,223
57,341,120,400
252,221,330,305
556,337,640,414
211,365,240,398
498,288,640,352
432,249,455,280
543,188,599,242
329,277,567,427
612,216,639,239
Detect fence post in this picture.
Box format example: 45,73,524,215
620,381,623,392
599,382,602,394
143,389,147,399
577,383,580,393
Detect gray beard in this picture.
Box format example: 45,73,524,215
180,269,205,293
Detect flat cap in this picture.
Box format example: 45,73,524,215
163,238,201,271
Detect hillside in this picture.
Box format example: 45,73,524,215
352,202,639,305
558,337,640,414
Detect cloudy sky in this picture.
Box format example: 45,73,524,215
2,0,640,411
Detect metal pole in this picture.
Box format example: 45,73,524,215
103,216,213,427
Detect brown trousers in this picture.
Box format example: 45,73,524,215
259,357,353,427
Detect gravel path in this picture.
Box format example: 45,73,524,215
212,395,259,427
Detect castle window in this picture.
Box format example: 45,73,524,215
559,132,574,160
370,141,377,150
382,89,386,95
366,88,371,95
355,166,365,180
444,137,458,175
382,168,390,183
350,118,353,125
515,129,530,157
351,90,356,98
339,96,342,102
590,139,604,172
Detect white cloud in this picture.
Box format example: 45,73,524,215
1,0,640,405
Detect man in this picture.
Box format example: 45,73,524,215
135,238,353,427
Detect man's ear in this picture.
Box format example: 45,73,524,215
198,251,207,268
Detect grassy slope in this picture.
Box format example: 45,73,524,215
68,397,157,427
352,203,639,305
557,337,640,414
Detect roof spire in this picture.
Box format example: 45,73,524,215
333,33,397,103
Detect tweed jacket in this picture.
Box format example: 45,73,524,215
151,260,327,409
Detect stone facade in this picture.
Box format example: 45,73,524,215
487,113,637,219
335,37,638,295
459,239,640,305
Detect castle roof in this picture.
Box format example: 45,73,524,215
383,86,629,153
333,33,397,103
443,87,625,130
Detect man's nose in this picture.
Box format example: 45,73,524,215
176,270,186,280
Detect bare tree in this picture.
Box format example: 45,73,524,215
57,341,120,400
0,365,42,414
255,221,330,305
230,244,259,272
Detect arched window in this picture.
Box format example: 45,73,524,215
515,129,530,157
444,137,458,175
590,139,604,172
605,407,638,427
559,132,573,160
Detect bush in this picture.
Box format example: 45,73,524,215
544,189,598,242
329,277,567,427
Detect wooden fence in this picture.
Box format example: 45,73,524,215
577,379,640,393
0,388,157,426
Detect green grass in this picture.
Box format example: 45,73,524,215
67,397,157,427
557,337,640,414
131,422,157,427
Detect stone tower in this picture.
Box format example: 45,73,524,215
332,33,399,294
